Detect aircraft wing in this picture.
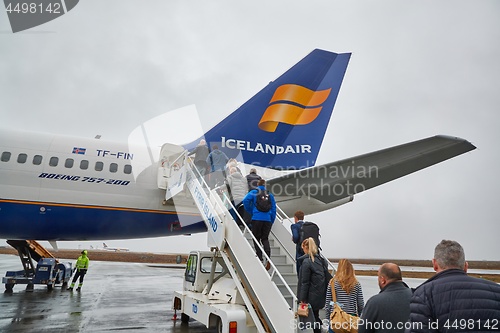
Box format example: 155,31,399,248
269,135,476,204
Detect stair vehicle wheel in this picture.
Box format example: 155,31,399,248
47,281,55,291
5,283,14,292
181,313,190,324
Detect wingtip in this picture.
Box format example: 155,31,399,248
435,134,477,151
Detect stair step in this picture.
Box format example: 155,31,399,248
273,272,298,285
283,294,296,309
269,254,288,264
273,263,295,274
275,281,297,296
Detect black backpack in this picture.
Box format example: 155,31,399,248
300,221,321,250
255,189,271,212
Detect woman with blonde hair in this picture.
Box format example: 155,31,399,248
324,259,364,332
297,237,328,333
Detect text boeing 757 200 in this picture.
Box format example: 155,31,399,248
0,49,476,243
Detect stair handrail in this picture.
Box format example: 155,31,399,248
185,159,296,331
270,206,296,264
185,155,240,228
185,157,233,250
185,155,304,327
217,189,298,313
184,160,272,331
166,150,187,178
214,190,298,332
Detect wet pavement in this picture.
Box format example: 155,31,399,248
0,254,428,332
0,254,216,332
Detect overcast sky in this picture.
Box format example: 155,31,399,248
1,1,499,261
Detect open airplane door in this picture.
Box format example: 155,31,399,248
158,143,187,200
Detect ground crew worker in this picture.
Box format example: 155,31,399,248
68,250,89,291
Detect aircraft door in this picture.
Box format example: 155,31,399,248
157,143,187,200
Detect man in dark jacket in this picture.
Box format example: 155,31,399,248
408,240,500,333
291,210,305,275
245,168,262,190
206,145,229,187
188,139,209,176
358,263,412,333
242,168,262,226
243,179,276,270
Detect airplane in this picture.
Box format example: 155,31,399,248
102,242,129,252
0,49,476,243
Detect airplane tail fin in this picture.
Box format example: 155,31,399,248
197,49,351,170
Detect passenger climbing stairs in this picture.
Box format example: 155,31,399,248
160,145,334,332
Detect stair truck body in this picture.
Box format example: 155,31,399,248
173,250,257,333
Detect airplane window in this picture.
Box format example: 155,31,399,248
1,151,11,162
110,163,118,173
124,164,132,174
65,158,74,168
17,153,28,164
95,161,103,171
33,155,42,165
49,157,59,167
80,160,89,170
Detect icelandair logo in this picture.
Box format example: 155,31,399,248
221,136,311,155
258,84,331,132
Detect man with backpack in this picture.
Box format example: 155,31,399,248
300,220,321,252
292,212,322,276
291,210,306,275
243,179,276,270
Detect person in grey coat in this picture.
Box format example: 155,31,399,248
358,263,412,333
226,167,249,226
226,167,248,206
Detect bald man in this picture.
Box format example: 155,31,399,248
188,139,209,176
358,263,412,333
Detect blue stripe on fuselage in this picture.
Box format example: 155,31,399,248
0,200,207,240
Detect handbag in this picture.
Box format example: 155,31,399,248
329,280,359,333
297,302,315,333
297,302,310,317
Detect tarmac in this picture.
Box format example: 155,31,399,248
0,254,216,332
0,254,428,333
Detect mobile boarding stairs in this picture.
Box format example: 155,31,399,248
2,240,73,291
159,144,335,333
